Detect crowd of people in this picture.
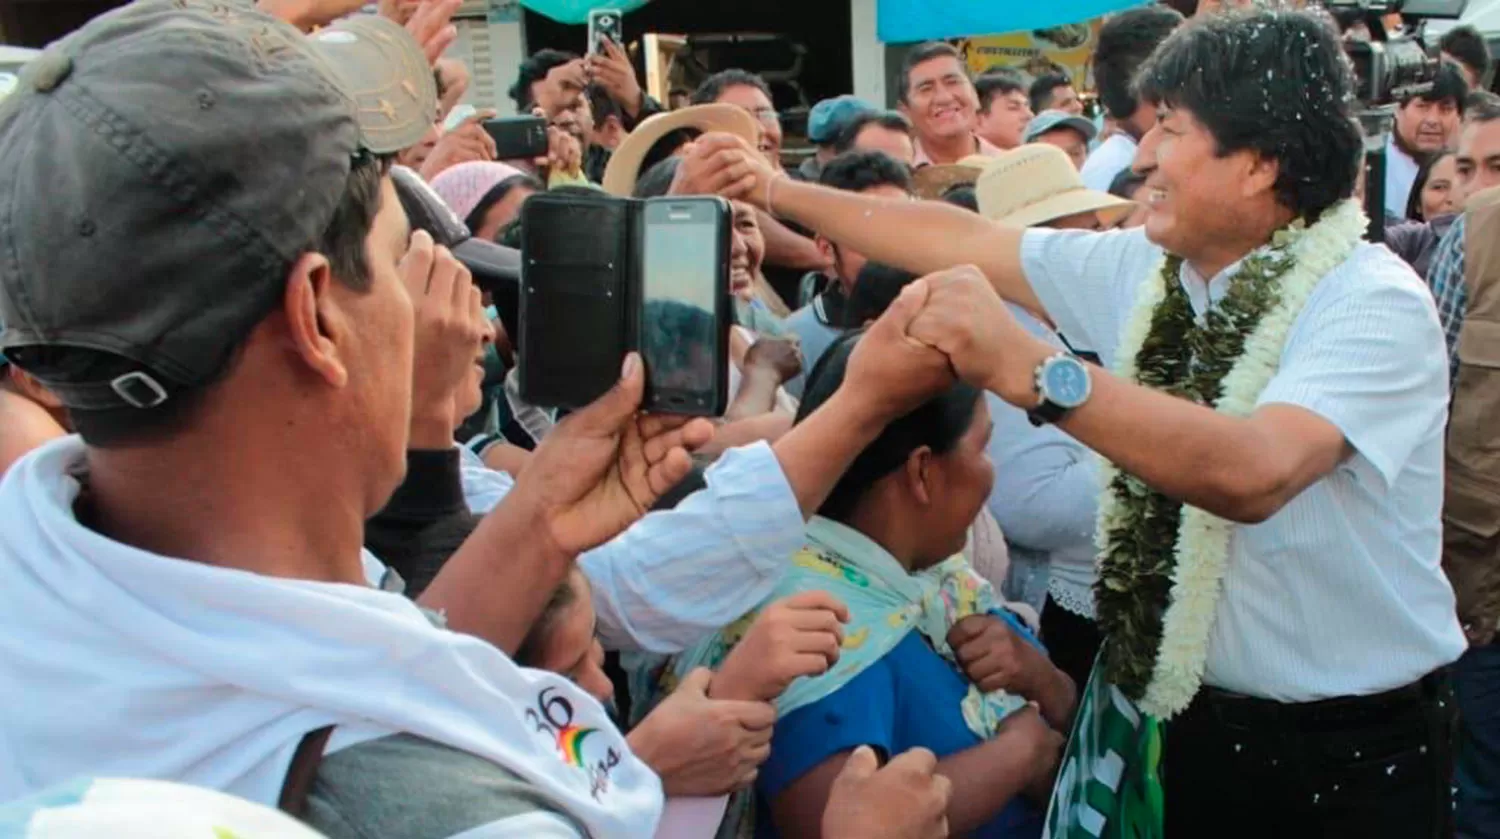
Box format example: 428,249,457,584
0,0,1497,837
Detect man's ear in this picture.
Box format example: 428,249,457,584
904,446,936,507
1242,151,1281,202
9,366,62,410
282,252,349,389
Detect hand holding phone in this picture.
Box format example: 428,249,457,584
585,15,643,116
519,194,732,417
483,115,550,161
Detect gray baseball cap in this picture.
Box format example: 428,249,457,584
1024,110,1098,144
0,0,435,416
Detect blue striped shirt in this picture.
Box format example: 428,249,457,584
1426,214,1468,385
457,443,804,654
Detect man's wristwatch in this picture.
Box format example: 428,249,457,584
1027,352,1093,426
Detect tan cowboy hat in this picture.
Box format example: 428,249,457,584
977,144,1135,228
601,104,762,197
910,154,993,201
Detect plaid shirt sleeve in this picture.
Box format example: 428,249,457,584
1427,215,1469,387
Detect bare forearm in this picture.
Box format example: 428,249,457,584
758,211,826,272
937,731,1040,834
770,178,1040,313
724,368,782,421
700,412,794,459
1029,664,1077,731
992,342,1331,523
418,498,572,654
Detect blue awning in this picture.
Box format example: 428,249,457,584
518,0,652,25
875,0,1149,43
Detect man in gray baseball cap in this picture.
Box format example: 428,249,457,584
0,5,435,434
1023,109,1098,171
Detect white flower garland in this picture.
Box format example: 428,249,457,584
1095,199,1369,719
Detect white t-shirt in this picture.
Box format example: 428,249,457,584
1080,133,1138,192
1384,134,1421,221
1019,226,1466,702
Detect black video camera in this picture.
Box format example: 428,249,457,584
1328,0,1466,107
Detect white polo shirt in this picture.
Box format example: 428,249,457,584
1020,227,1467,702
1079,133,1137,192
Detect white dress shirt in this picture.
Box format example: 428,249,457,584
1384,134,1421,221
1080,133,1137,192
1019,226,1466,701
985,305,1101,619
457,442,805,655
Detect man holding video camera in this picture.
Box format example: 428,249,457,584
695,9,1465,835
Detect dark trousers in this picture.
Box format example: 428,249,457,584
1164,671,1456,838
1455,641,1500,838
1040,594,1104,692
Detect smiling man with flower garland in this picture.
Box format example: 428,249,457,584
684,9,1468,838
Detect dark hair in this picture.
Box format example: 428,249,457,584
14,155,390,447
1441,25,1493,88
509,49,579,112
433,67,447,103
833,110,912,154
515,578,579,667
1406,150,1456,222
897,42,968,104
1093,6,1183,121
464,173,545,236
642,128,699,178
1403,61,1469,112
1029,72,1074,114
634,155,682,199
817,150,913,193
796,332,981,523
975,68,1027,114
1469,90,1500,123
940,184,979,212
1135,9,1360,221
846,262,920,326
1109,167,1147,199
690,69,773,106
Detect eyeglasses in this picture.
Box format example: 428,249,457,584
745,106,780,125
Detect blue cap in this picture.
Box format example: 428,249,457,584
1024,110,1098,144
807,95,875,145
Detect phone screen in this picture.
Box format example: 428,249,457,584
640,205,721,403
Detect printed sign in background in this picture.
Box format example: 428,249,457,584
954,18,1105,90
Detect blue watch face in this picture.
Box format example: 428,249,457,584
1042,357,1091,409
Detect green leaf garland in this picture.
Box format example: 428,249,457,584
1094,251,1296,699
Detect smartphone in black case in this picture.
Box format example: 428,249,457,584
588,8,623,54
518,192,731,417
483,116,549,161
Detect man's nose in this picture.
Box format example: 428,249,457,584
1132,127,1161,176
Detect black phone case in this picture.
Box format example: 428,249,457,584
484,117,549,161
517,192,730,416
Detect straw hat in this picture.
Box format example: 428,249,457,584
910,154,993,200
601,104,762,197
976,144,1135,228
